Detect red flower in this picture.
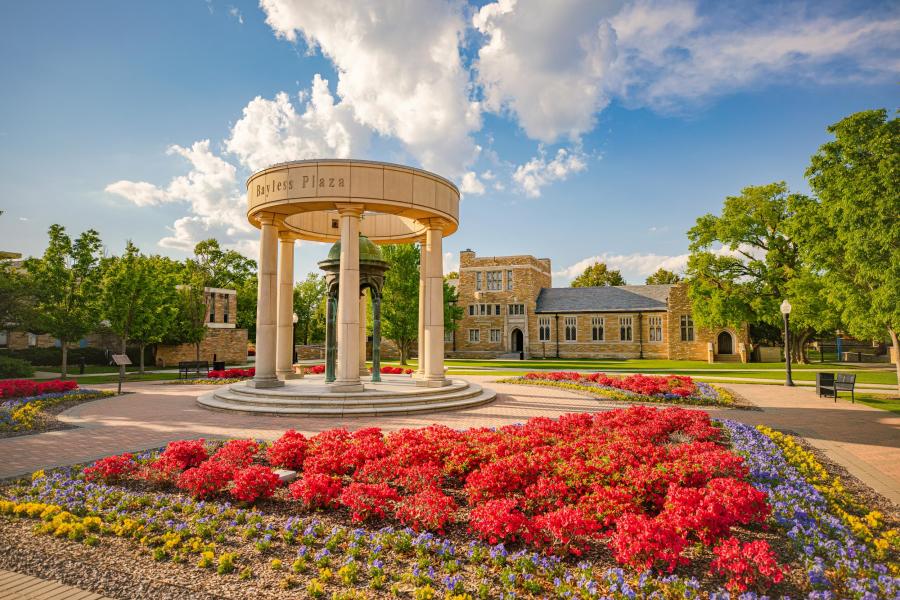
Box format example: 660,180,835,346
230,465,280,503
266,429,308,470
394,487,457,533
289,473,342,509
710,536,786,593
469,498,533,545
177,460,233,498
211,439,260,468
84,453,135,483
340,482,399,522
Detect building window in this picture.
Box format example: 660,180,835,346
468,329,480,343
680,315,694,341
209,294,216,323
222,294,229,324
27,332,37,347
619,317,633,341
495,304,501,316
564,316,577,341
490,329,501,343
486,270,502,290
591,317,604,341
479,304,487,315
468,304,475,316
649,316,663,342
444,330,453,342
0,330,7,347
539,317,551,342
475,272,483,291
506,270,513,290
509,304,525,315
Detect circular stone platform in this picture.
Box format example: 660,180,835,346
197,374,496,416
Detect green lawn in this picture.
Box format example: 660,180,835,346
851,393,900,414
36,372,182,385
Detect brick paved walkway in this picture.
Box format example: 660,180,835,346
1,377,897,503
0,569,111,599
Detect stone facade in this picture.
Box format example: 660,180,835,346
449,250,551,358
448,251,750,362
155,328,248,367
156,287,248,366
0,331,59,351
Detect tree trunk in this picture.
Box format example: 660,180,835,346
139,342,146,374
793,330,812,364
195,343,200,362
399,341,408,366
60,340,68,380
889,328,900,395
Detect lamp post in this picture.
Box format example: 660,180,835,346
780,299,794,387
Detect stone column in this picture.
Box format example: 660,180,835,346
333,206,364,392
359,288,368,376
325,292,336,383
275,234,296,380
415,237,426,377
250,213,283,388
419,220,448,387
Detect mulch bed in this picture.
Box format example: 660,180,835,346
0,392,124,439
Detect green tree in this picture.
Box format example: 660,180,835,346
645,268,682,285
192,238,257,288
23,225,104,378
236,275,258,340
167,262,209,362
686,182,828,362
570,262,626,287
293,273,327,345
129,256,180,373
380,244,419,364
100,241,150,357
444,280,463,338
794,109,899,389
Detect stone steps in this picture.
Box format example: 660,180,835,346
196,379,496,416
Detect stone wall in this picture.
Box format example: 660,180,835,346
3,331,59,350
525,311,670,359
666,283,750,361
453,250,551,358
155,328,248,367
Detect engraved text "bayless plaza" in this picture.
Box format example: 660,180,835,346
255,175,346,197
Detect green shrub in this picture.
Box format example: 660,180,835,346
0,355,34,378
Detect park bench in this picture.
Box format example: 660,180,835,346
178,361,209,381
819,373,856,403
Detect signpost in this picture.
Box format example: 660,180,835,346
111,354,131,394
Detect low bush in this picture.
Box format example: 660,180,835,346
0,379,78,399
231,465,280,503
266,429,309,470
0,355,33,378
289,473,342,509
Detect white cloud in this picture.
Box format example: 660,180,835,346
554,252,689,284
474,0,622,143
459,171,485,196
512,147,587,197
609,0,900,110
106,140,253,253
228,6,244,25
259,0,481,177
225,75,369,172
443,251,459,276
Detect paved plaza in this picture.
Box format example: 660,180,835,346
1,377,897,505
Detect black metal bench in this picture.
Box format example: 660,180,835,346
820,373,856,403
178,361,209,380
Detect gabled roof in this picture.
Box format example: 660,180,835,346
535,285,673,313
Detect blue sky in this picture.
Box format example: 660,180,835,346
1,0,897,285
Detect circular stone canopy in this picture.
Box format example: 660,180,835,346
246,159,459,244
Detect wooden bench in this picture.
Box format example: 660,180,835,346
820,373,856,403
178,361,209,380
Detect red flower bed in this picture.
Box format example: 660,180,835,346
306,365,326,374
379,366,414,375
208,368,255,379
84,453,135,483
82,406,777,582
0,379,78,399
523,371,697,397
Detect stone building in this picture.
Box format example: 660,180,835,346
155,287,248,366
447,250,749,362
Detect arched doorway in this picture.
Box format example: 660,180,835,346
717,331,734,355
511,328,524,353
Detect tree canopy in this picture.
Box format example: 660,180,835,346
293,273,326,346
793,109,899,388
570,262,626,287
645,268,682,285
380,244,420,364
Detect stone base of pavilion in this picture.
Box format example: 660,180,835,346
196,374,496,417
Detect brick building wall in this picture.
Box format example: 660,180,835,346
666,284,750,361
449,250,551,358
527,311,671,359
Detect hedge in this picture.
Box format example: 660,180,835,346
0,355,34,378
